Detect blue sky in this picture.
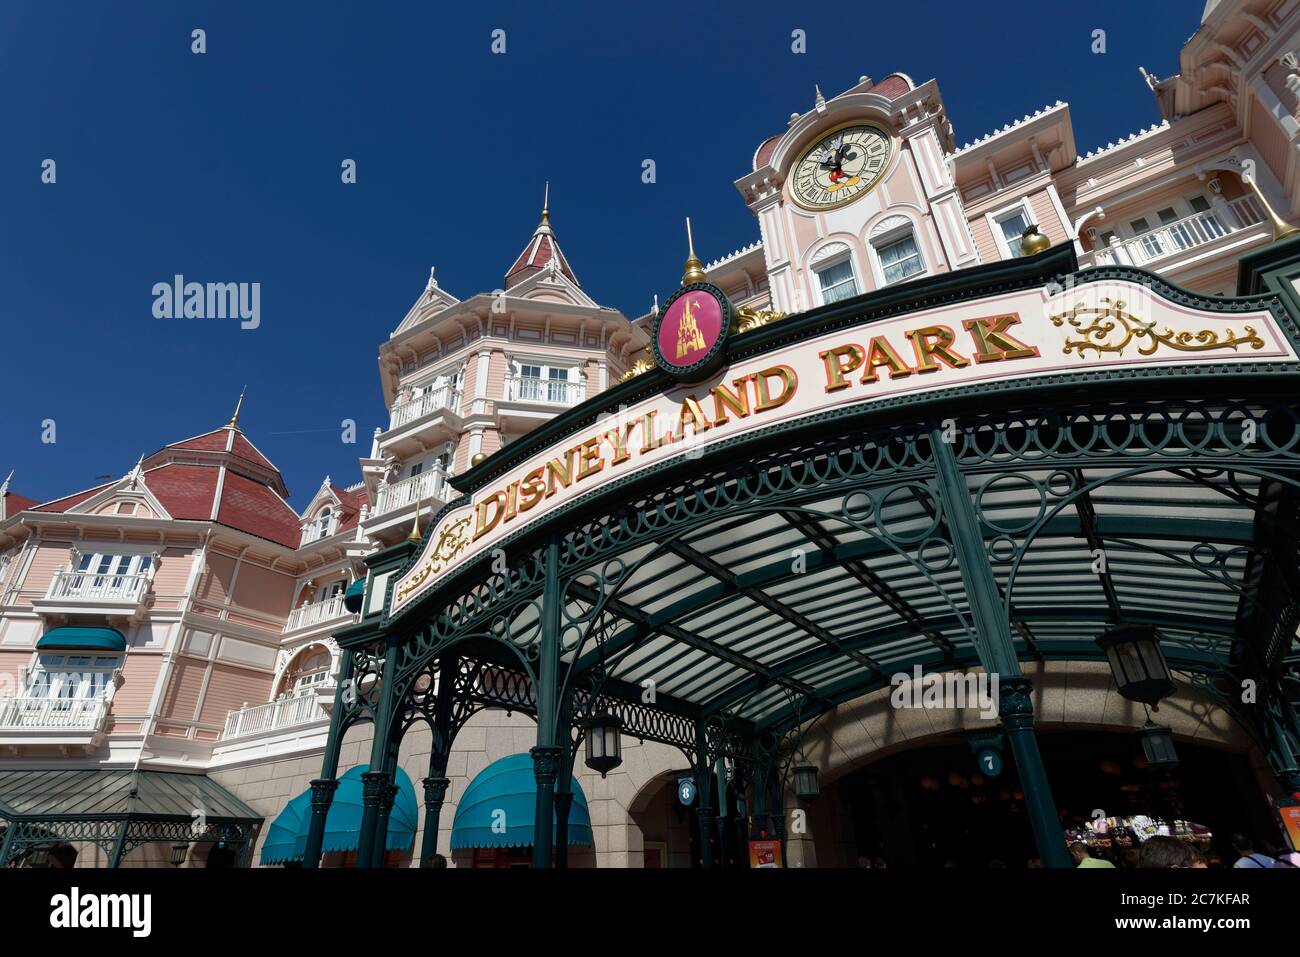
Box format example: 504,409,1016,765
0,0,1204,509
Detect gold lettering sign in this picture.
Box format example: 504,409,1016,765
389,281,1294,618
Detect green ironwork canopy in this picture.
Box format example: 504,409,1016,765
306,241,1300,870
0,769,262,868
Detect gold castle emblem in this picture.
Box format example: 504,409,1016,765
676,296,707,359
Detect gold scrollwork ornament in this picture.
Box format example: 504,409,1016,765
395,514,473,601
1049,297,1264,358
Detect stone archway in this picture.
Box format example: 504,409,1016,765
781,660,1269,867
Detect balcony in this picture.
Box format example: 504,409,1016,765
222,689,325,741
1080,196,1267,271
284,594,354,634
30,569,150,623
372,465,454,518
389,385,461,430
0,695,109,750
504,375,584,406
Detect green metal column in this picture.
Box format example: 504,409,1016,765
369,735,401,868
693,723,715,869
930,428,1071,869
554,704,574,869
0,819,18,867
554,789,573,869
356,634,400,868
418,655,458,868
108,820,130,868
303,650,354,868
531,538,563,869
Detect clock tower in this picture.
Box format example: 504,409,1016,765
734,73,981,314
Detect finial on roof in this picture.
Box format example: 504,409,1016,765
226,387,246,429
814,84,826,111
682,217,706,286
126,454,144,489
539,181,551,228
652,293,660,317
0,470,11,496
426,266,437,290
406,497,423,543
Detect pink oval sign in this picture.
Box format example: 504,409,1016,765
658,291,723,369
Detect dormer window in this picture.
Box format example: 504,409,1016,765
303,507,337,544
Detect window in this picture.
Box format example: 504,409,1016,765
815,258,859,303
513,362,576,403
316,508,333,541
25,654,120,700
1189,195,1225,239
876,233,925,285
289,647,332,692
72,552,150,590
994,206,1031,258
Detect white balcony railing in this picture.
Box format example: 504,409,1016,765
284,594,351,634
43,570,150,603
373,466,454,517
0,695,108,732
222,689,324,740
504,375,584,406
1083,195,1266,269
389,386,461,430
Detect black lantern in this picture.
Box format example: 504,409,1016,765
170,842,190,866
1139,721,1179,769
1096,624,1175,709
584,709,623,778
793,763,820,801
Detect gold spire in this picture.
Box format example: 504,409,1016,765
226,387,246,429
406,497,423,543
682,217,706,285
539,181,550,228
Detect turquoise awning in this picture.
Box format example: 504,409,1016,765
260,764,418,865
450,753,592,850
343,578,366,613
36,626,126,652
259,789,310,865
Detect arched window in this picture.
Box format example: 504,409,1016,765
316,508,333,541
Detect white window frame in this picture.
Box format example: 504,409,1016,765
985,197,1036,261
508,357,580,404
868,225,929,288
71,550,152,590
409,362,464,399
811,252,861,306
25,653,122,700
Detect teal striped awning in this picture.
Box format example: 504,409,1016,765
260,765,418,865
36,626,126,652
450,753,592,850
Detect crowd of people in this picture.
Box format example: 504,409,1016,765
854,833,1299,868
1069,833,1299,869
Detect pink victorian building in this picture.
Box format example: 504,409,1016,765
2,0,1299,868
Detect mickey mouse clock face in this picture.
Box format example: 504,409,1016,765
790,123,893,211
